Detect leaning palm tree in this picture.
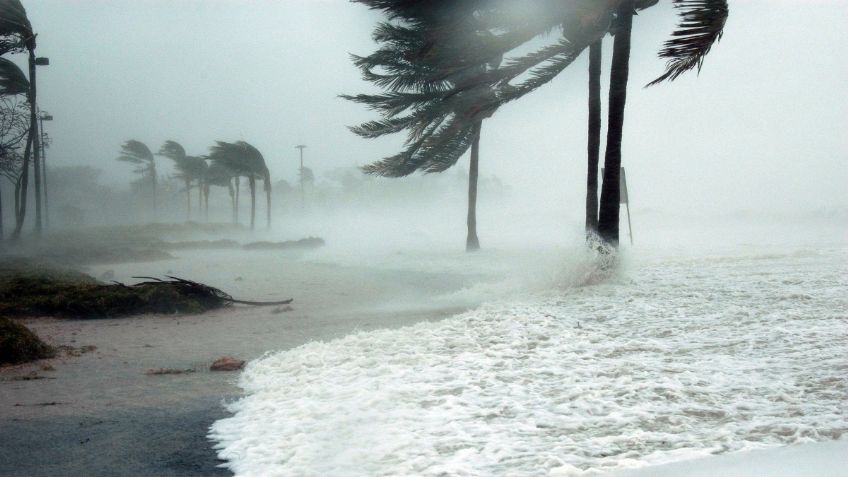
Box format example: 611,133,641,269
157,140,208,220
116,140,157,211
345,5,502,251
207,141,271,229
203,159,236,223
356,0,729,248
1,0,43,238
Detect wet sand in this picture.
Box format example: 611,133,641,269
0,249,478,476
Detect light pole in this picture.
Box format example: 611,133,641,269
32,56,48,235
39,111,53,229
295,144,306,208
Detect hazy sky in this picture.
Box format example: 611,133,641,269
18,0,848,217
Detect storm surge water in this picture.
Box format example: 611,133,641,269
209,240,847,476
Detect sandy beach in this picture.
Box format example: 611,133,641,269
0,247,478,476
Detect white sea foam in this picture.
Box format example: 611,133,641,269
210,245,848,476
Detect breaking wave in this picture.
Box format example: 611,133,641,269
210,246,847,476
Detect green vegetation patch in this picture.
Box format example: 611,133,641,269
0,317,56,365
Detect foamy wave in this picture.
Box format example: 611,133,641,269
210,247,848,476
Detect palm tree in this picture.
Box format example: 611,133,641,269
356,0,730,248
208,141,271,229
116,140,157,212
157,140,208,221
596,2,634,246
585,39,602,237
203,159,236,222
1,0,42,239
346,4,501,251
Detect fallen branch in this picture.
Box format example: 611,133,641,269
131,276,293,307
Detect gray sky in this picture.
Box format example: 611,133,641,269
20,0,848,216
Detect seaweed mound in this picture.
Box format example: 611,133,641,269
0,317,55,365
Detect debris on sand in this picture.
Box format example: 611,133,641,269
145,368,196,376
0,317,56,365
0,262,292,319
210,356,245,371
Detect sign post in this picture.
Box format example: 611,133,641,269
602,166,634,245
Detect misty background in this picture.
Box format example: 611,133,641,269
11,0,848,239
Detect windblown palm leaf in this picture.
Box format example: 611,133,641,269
116,140,155,174
647,0,729,86
0,57,28,96
0,0,33,54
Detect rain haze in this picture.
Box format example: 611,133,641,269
0,1,846,476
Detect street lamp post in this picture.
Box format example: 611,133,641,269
295,145,306,208
39,111,53,228
31,56,48,235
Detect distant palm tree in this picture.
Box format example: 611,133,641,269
203,159,236,222
116,140,157,211
208,141,271,229
157,140,208,220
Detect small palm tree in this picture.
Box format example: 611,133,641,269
203,159,237,222
116,140,157,211
157,140,208,220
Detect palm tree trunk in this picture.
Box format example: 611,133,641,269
151,163,157,213
597,1,633,248
12,130,34,239
234,177,240,224
185,179,191,220
586,39,603,237
228,182,235,223
204,184,210,221
466,121,482,252
265,175,272,229
249,175,256,230
0,181,4,239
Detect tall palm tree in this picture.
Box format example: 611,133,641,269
208,141,271,229
357,0,729,249
346,4,501,251
596,2,634,246
585,39,603,237
116,140,157,211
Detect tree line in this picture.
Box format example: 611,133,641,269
346,0,729,251
116,139,272,229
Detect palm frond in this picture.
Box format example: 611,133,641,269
0,57,28,96
647,0,729,86
116,140,154,167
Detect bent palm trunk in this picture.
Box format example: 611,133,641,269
598,1,633,247
249,175,256,230
466,121,482,252
586,40,602,237
265,173,272,229
185,178,191,220
12,133,34,239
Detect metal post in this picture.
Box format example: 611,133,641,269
39,113,52,229
621,167,633,245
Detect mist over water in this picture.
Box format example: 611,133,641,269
2,1,846,476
